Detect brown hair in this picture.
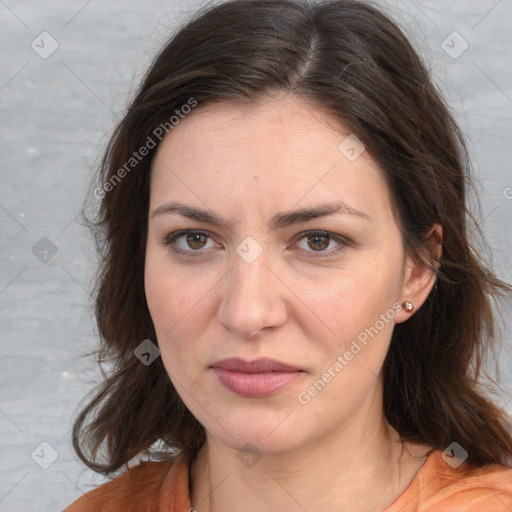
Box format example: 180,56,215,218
74,0,512,474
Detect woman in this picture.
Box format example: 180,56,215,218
65,0,512,510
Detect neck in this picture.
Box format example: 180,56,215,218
189,396,429,512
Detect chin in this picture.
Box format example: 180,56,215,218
219,430,303,456
202,407,307,454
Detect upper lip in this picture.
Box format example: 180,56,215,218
211,357,301,373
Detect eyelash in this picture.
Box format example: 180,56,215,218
162,229,350,259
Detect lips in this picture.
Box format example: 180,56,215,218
210,357,304,397
211,357,301,373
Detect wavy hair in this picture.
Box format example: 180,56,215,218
73,0,512,474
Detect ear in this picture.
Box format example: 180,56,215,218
395,224,442,324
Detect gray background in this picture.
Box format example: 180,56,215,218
1,1,511,510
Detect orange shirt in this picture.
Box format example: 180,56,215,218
64,449,512,511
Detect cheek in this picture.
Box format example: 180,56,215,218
145,269,173,335
145,258,184,358
144,256,212,379
145,249,195,331
300,261,400,370
307,270,398,334
300,286,397,412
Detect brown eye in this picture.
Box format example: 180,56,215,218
306,234,330,251
294,231,348,257
186,232,208,250
164,230,216,257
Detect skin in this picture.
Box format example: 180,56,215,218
145,93,442,512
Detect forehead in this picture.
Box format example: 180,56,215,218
149,96,393,224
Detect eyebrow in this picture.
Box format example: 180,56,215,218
150,200,371,229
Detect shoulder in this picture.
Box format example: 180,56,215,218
386,449,512,512
423,453,512,511
63,453,190,512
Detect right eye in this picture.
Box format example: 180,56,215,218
163,229,220,257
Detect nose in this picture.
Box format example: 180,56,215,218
217,249,288,338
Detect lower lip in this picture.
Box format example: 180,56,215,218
212,368,303,397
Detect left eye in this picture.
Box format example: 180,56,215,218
294,231,345,255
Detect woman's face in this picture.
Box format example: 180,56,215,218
145,95,416,454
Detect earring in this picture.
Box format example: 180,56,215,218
402,301,414,313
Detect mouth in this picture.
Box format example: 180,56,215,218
210,357,305,397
